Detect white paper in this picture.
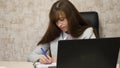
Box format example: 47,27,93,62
35,62,56,68
116,64,119,68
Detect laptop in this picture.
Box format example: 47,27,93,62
57,37,120,68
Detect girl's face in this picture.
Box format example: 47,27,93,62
56,14,68,32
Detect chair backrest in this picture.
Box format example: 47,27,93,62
80,11,99,36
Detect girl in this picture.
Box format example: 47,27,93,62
27,0,98,64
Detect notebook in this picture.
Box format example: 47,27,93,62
57,37,120,68
34,62,56,68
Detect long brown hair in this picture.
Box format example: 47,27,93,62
38,0,92,45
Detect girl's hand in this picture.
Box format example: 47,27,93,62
52,57,57,62
39,55,52,64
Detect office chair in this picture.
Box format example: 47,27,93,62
80,11,99,36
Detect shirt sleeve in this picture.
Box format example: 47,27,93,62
27,43,50,62
82,27,96,39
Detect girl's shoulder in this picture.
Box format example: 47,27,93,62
78,27,94,39
83,27,93,34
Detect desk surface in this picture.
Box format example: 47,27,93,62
0,61,119,68
0,61,34,68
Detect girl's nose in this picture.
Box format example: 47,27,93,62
58,22,63,27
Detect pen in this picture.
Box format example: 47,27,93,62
40,48,49,59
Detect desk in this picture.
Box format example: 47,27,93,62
0,61,119,68
0,61,34,68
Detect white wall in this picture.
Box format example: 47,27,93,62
0,0,120,62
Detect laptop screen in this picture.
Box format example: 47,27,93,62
57,38,120,68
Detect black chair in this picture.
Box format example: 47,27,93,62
80,11,99,36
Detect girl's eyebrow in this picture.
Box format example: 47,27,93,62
59,17,64,19
59,16,66,19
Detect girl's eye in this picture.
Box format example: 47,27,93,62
55,17,65,24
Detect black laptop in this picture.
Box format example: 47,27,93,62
57,37,120,68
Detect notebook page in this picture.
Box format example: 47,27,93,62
34,62,56,68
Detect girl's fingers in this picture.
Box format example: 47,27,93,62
52,57,57,62
39,55,52,64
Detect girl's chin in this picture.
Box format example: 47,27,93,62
62,30,66,32
61,28,68,32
